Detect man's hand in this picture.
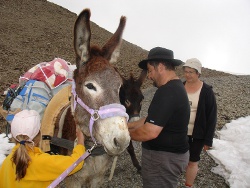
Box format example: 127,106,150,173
203,145,210,151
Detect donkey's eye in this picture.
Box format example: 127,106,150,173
85,83,96,91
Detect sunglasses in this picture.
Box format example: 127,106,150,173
183,70,196,75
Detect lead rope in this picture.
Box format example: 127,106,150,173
109,156,118,181
47,81,129,188
47,144,97,188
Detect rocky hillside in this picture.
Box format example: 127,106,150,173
0,0,230,96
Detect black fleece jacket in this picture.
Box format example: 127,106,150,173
184,81,217,146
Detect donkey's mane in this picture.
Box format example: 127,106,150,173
90,45,103,56
86,57,113,73
75,46,116,75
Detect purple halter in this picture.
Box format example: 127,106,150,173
71,81,129,144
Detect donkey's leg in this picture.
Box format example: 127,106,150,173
127,140,141,173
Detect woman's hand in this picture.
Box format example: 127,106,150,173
76,126,84,145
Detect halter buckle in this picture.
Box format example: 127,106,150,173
87,142,98,153
91,110,99,121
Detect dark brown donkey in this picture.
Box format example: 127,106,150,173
119,71,147,173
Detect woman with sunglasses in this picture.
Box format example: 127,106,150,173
182,58,217,188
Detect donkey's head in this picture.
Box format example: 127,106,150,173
72,9,130,155
119,70,147,122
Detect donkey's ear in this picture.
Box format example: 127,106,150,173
137,69,147,87
74,9,91,69
102,16,126,64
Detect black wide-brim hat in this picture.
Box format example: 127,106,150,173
138,47,184,69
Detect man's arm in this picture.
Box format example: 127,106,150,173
128,118,146,129
128,120,163,142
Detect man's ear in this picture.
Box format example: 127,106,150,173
158,62,165,72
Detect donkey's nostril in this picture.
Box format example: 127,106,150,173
114,138,119,147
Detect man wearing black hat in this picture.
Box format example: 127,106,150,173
128,47,190,188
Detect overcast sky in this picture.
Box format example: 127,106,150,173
48,0,250,75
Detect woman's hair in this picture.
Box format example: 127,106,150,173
11,131,41,181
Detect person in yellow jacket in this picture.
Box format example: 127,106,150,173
0,109,85,188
